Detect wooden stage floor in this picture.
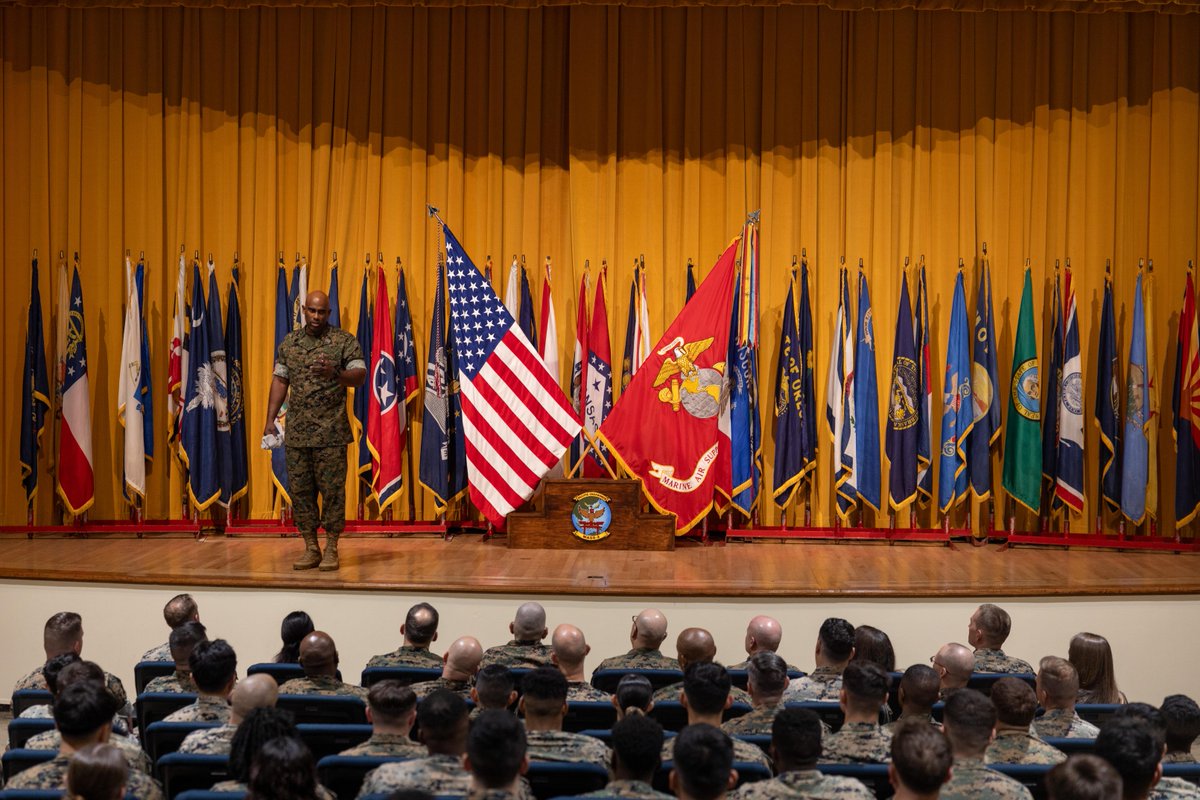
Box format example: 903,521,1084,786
0,533,1197,597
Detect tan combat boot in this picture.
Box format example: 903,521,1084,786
292,532,322,570
318,533,340,571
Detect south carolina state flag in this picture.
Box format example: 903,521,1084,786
598,237,740,533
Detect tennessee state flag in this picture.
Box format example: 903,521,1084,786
368,269,404,511
597,237,740,533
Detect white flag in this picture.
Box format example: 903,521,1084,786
504,256,520,320
118,256,145,498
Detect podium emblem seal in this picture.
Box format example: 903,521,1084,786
570,492,613,541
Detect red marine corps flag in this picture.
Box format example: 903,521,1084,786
597,236,741,533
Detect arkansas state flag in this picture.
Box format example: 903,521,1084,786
368,269,404,511
597,237,740,533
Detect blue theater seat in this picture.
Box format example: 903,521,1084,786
359,666,441,688
276,694,367,725
590,669,682,694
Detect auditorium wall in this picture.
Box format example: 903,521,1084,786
1,579,1197,706
2,5,1198,531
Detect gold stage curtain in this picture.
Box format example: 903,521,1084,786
2,5,1198,532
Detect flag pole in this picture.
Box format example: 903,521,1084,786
1147,257,1158,539
982,242,994,540
29,249,38,527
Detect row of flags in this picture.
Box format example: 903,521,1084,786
17,244,1200,533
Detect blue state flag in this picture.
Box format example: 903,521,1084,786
328,263,341,328
1043,272,1063,502
181,261,220,511
270,263,291,502
353,270,374,485
727,270,761,517
772,270,808,508
795,260,817,491
1121,272,1150,524
519,264,538,351
969,262,1000,500
854,271,881,513
886,274,918,510
225,268,248,506
206,265,233,507
1054,274,1085,514
915,264,933,505
939,270,974,513
621,272,639,393
1097,274,1122,513
134,260,154,461
419,258,453,511
20,258,51,503
394,267,419,404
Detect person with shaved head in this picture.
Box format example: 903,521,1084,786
367,602,443,668
552,624,611,702
179,673,279,755
277,631,367,699
481,602,553,668
140,593,201,662
931,643,975,699
411,636,483,699
1034,657,1100,739
13,612,129,710
595,609,679,672
968,604,1034,674
653,629,751,705
264,288,366,571
728,616,784,671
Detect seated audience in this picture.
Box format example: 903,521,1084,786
472,664,518,715
1107,703,1200,800
579,713,672,800
212,707,304,793
721,651,789,736
885,664,942,731
464,710,530,799
165,638,237,722
1161,695,1200,764
729,708,874,800
852,625,897,673
821,661,894,764
663,662,770,768
278,631,367,698
274,611,315,664
7,681,163,800
180,672,279,754
366,602,442,669
986,676,1066,765
939,689,1033,800
969,604,1034,673
552,623,611,702
728,616,784,672
1096,717,1169,800
144,620,206,693
481,602,553,668
1045,754,1124,800
595,608,679,672
653,628,751,705
339,680,423,757
66,743,129,800
14,611,129,708
357,690,476,798
247,735,322,800
669,724,737,800
1069,632,1126,705
888,720,953,800
520,665,612,771
1036,657,1101,739
931,643,975,698
410,635,482,699
783,617,856,702
140,593,201,662
613,673,655,720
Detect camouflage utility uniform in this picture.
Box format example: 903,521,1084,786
1033,708,1099,739
985,730,1066,765
820,722,893,764
144,670,198,693
653,681,752,706
1152,777,1200,799
163,694,231,722
339,732,424,758
24,730,152,775
1163,751,1199,764
357,754,536,800
179,723,236,755
366,646,443,669
6,752,164,800
567,681,612,703
883,712,941,732
594,649,680,672
662,734,771,769
972,649,1034,673
481,640,553,668
141,642,172,662
940,756,1034,800
410,676,473,699
278,674,368,699
722,702,787,736
13,666,129,708
525,729,612,772
728,769,876,800
782,666,842,702
578,779,674,799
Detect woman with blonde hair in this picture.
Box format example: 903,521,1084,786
1068,632,1127,704
66,743,128,800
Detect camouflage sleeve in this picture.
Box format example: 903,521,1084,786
274,338,290,380
344,332,366,371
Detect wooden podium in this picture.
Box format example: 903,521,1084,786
507,479,676,550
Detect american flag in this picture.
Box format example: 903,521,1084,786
440,221,582,526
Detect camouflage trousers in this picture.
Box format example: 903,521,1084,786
285,445,348,536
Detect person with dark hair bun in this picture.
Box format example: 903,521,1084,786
275,611,315,663
612,674,654,720
18,652,81,719
783,618,856,702
66,743,128,800
247,736,321,800
852,625,897,673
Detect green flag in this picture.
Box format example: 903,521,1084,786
1002,268,1043,514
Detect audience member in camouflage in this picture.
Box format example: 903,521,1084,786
662,733,770,769
986,678,1066,765
969,604,1035,673
652,628,751,705
665,662,770,769
551,623,612,703
1036,707,1100,739
179,724,237,755
465,711,531,800
145,669,198,694
1096,715,1184,800
411,636,483,699
883,665,943,733
819,662,894,764
25,729,152,775
14,667,128,709
521,665,613,773
164,638,237,723
723,652,790,736
366,604,443,669
340,680,424,758
887,720,953,800
940,689,1033,800
165,694,232,722
278,631,369,698
139,594,201,663
668,724,736,800
13,612,130,710
727,616,784,673
782,618,856,703
473,665,519,715
1162,694,1200,764
481,602,554,668
266,289,366,571
366,644,443,669
1045,755,1122,800
580,714,673,800
140,643,172,662
931,643,975,699
146,621,207,694
178,673,278,755
594,609,679,673
8,751,164,800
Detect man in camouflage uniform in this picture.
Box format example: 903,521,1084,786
820,662,894,764
931,643,975,699
668,724,736,800
140,593,201,662
278,631,368,698
1033,657,1100,739
1102,704,1200,800
7,681,164,800
1162,695,1200,764
579,714,674,800
939,689,1033,800
178,673,278,755
340,680,424,757
521,666,612,773
888,719,954,800
19,653,83,720
13,611,129,710
883,664,942,732
411,635,482,699
551,623,611,703
482,602,554,668
968,604,1035,674
782,618,856,703
366,602,443,669
464,710,530,800
471,664,518,717
264,289,366,571
652,629,751,706
144,621,205,693
986,678,1066,765
595,609,679,673
164,639,237,723
722,652,789,737
727,616,784,673
662,663,770,769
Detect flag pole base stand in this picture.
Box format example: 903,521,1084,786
1004,530,1199,552
725,524,951,545
1,518,205,537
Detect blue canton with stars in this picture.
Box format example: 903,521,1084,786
63,267,90,394
442,224,522,378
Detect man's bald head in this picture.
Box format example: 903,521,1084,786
631,609,669,649
305,290,329,308
301,290,332,335
934,643,975,689
511,602,548,642
676,628,717,670
445,636,484,681
745,616,783,656
298,631,339,677
231,674,278,724
551,624,590,675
